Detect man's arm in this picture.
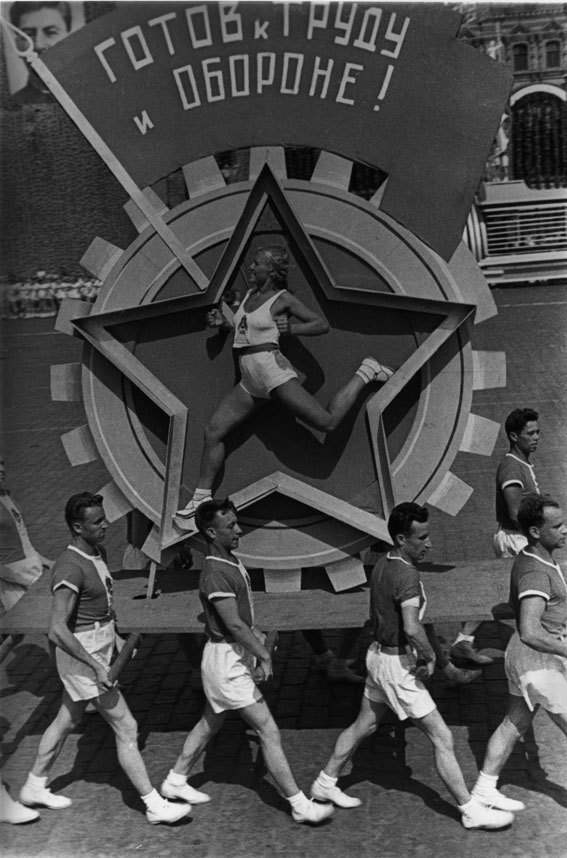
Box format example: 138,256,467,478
518,595,567,658
502,484,523,529
213,596,273,680
274,293,330,337
48,587,114,692
401,603,436,676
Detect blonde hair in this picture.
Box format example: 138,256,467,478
258,245,289,283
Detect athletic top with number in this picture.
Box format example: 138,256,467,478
233,290,286,348
51,545,114,632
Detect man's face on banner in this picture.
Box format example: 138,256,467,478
15,6,69,54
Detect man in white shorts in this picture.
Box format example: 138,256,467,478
471,493,567,805
452,407,540,665
310,502,515,830
19,492,191,825
162,498,333,825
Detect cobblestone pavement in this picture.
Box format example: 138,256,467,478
1,284,567,857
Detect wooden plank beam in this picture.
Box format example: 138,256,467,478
0,559,516,635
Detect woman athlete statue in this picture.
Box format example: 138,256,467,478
176,244,393,520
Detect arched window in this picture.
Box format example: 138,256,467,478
545,40,560,69
513,43,529,71
511,92,566,187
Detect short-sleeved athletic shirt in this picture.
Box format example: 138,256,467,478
509,549,567,637
199,554,254,643
495,453,539,531
51,545,114,632
369,552,426,647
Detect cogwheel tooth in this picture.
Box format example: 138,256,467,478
324,556,366,592
263,568,302,593
183,155,226,197
124,187,168,233
55,298,93,337
96,481,134,523
472,350,507,390
249,146,287,181
61,425,99,466
51,363,82,402
448,242,497,323
426,471,473,516
459,413,501,456
80,237,124,281
369,178,389,207
311,150,352,191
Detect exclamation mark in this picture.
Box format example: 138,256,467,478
373,64,394,112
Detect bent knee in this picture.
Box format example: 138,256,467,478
116,719,139,744
256,719,281,744
502,712,531,737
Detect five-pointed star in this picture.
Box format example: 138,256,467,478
72,164,474,558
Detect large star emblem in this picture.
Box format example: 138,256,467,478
70,164,474,569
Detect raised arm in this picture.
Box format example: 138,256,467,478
206,306,234,331
273,292,330,338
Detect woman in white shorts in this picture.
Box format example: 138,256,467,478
177,244,393,518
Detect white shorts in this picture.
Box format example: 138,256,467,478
55,620,115,702
363,642,436,721
202,638,263,714
505,631,567,714
238,350,298,399
493,529,527,559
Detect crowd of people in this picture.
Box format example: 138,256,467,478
1,274,101,319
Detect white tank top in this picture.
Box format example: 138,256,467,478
233,290,286,348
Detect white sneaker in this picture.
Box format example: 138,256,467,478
461,799,514,830
291,798,334,824
0,786,40,824
146,797,191,825
311,778,362,808
175,496,212,519
359,358,394,384
471,786,526,812
19,783,71,810
161,778,211,805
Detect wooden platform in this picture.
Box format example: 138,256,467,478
0,559,514,635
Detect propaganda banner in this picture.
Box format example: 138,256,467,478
42,1,512,260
